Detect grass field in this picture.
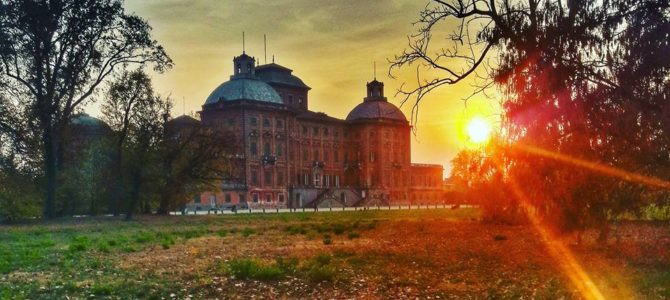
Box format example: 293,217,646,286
0,208,668,299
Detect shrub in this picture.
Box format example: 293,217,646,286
241,228,255,237
225,258,284,280
332,223,346,235
68,236,91,252
347,232,361,239
97,242,111,253
216,229,228,237
285,225,308,235
322,234,332,245
275,256,299,273
0,183,41,223
134,231,154,243
305,254,336,282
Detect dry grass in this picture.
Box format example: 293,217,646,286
1,209,668,299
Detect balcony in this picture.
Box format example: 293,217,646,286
344,161,361,171
262,155,277,165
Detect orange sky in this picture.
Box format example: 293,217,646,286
88,0,502,175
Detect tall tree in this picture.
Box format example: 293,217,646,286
393,0,670,235
0,0,172,218
102,69,170,219
157,122,235,214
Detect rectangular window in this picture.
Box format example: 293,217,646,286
304,174,309,185
194,195,201,204
312,127,318,135
324,150,329,162
344,153,349,162
335,175,340,187
225,194,231,203
324,127,329,136
276,119,284,129
313,173,321,187
325,175,330,187
253,193,259,202
303,149,308,161
334,150,339,162
314,150,319,161
250,142,258,156
369,152,375,162
278,194,285,203
263,118,271,127
288,95,294,104
263,143,271,156
302,126,307,134
277,143,283,157
239,194,246,203
265,194,272,203
250,117,257,126
251,170,258,185
264,171,272,185
277,172,284,185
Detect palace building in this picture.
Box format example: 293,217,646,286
187,52,444,210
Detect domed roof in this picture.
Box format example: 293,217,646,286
204,78,282,105
167,115,200,126
346,101,407,122
71,113,109,129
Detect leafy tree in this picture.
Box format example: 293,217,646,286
0,0,172,218
156,123,234,214
102,69,170,219
394,0,670,236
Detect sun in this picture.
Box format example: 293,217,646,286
466,117,491,144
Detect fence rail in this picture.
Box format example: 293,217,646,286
170,204,478,216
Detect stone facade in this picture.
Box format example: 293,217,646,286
187,52,446,210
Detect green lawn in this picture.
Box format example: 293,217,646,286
0,208,667,299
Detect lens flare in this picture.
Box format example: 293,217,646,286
466,117,491,143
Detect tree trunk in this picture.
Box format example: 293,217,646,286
110,149,123,216
43,125,57,219
125,163,143,221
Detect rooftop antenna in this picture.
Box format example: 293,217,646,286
264,34,267,64
374,61,377,80
242,31,245,54
182,97,186,116
272,55,275,63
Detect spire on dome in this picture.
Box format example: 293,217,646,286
232,52,256,79
364,79,386,102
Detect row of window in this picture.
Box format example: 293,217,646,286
250,142,283,157
196,193,286,204
300,125,339,137
250,170,285,186
300,149,340,163
296,173,341,187
411,175,442,187
248,117,285,129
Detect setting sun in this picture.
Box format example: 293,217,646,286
466,117,491,144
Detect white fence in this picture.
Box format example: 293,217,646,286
170,204,478,216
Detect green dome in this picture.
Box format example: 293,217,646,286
204,78,282,105
71,113,109,128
